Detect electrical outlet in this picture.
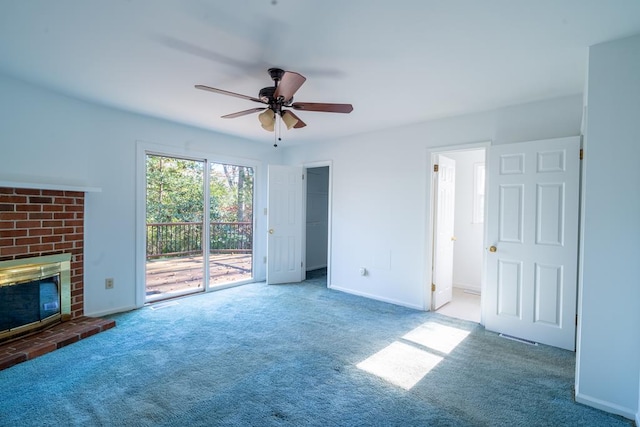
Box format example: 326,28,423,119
105,278,114,289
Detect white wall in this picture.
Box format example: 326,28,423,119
282,95,583,309
0,73,282,317
446,149,485,292
576,33,640,419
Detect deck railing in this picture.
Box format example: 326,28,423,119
146,221,252,259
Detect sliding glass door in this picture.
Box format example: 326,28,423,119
144,154,254,302
145,155,205,301
209,163,253,287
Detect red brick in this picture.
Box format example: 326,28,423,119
16,204,41,212
52,227,74,235
42,204,64,212
29,196,53,204
29,228,53,237
30,244,54,253
0,353,27,370
53,212,74,220
0,212,27,221
42,190,64,197
26,342,57,359
65,233,83,241
0,188,14,194
15,189,41,196
0,238,14,247
99,320,116,331
42,235,63,243
64,191,83,198
15,220,42,229
54,242,73,250
42,220,64,228
65,205,84,212
0,246,28,256
55,334,80,348
0,195,27,204
0,229,28,238
28,212,53,220
78,327,100,339
54,197,75,205
15,237,41,245
0,204,14,212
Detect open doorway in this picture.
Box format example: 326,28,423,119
305,166,330,283
431,148,485,322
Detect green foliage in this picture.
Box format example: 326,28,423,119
145,155,254,257
146,155,204,223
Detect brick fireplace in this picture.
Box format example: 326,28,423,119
0,186,115,370
0,187,85,318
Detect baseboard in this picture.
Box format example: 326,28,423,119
84,304,137,318
306,264,327,272
453,283,481,293
575,392,636,421
328,284,423,310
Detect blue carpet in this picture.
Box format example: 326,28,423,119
0,274,632,426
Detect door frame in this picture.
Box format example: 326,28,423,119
135,141,261,308
425,141,490,322
303,161,333,288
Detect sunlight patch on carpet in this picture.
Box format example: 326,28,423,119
356,341,443,390
403,322,470,354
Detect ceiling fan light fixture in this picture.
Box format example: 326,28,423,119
258,108,275,131
281,110,299,130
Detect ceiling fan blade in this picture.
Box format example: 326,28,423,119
195,85,264,104
285,110,307,128
274,71,306,103
291,102,353,113
221,108,266,119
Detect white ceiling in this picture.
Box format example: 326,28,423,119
1,1,639,146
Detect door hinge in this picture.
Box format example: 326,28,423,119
302,174,305,180
433,164,439,172
431,283,436,292
301,261,304,268
575,314,578,325
579,148,583,160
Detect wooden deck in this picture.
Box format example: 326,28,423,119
145,254,252,299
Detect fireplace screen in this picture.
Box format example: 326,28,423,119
0,254,71,342
0,275,60,332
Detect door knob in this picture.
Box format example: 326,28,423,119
269,229,274,234
451,236,457,241
489,246,497,252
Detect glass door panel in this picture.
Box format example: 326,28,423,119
145,154,205,301
209,163,254,287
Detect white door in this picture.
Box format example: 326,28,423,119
267,165,304,284
484,137,580,350
432,155,456,310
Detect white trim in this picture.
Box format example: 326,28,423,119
85,304,137,318
575,392,637,421
0,180,101,192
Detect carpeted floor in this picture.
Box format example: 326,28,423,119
0,273,633,426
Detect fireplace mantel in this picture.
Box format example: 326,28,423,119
0,181,101,193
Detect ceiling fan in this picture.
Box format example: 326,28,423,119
195,68,353,133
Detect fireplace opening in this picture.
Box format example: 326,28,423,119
0,254,71,343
